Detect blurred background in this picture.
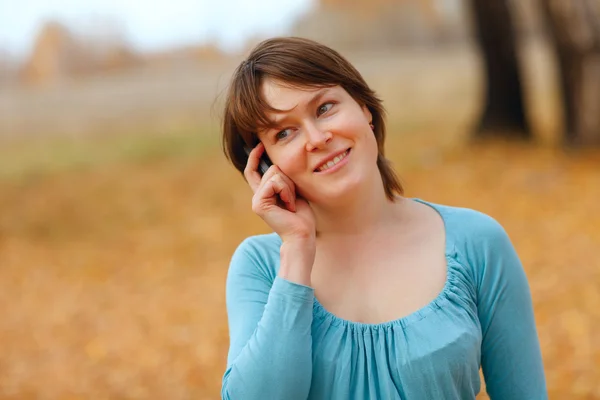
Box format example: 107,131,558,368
1,0,599,398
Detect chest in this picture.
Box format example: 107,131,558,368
310,233,447,324
308,297,483,400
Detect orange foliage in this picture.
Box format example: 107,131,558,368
0,139,599,398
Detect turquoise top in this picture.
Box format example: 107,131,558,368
221,199,547,399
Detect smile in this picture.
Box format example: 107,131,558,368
315,149,351,173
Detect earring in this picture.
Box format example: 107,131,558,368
369,123,375,130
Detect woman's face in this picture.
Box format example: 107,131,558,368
257,78,378,205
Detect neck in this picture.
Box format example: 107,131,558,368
310,173,405,241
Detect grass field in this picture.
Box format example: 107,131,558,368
1,43,599,398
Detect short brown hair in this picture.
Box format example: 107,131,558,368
221,37,403,200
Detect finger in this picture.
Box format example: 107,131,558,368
256,166,295,201
251,175,278,214
254,164,282,194
253,173,294,214
271,174,296,212
260,164,279,182
274,171,296,207
244,142,266,192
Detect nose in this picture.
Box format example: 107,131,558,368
304,121,332,151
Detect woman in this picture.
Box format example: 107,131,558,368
220,37,547,399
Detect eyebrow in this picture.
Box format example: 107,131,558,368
266,87,331,128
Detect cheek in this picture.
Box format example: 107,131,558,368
366,130,379,153
274,151,316,198
273,150,306,179
334,112,370,141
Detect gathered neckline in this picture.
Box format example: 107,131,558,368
311,198,459,332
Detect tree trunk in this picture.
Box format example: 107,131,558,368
469,0,531,138
540,0,600,146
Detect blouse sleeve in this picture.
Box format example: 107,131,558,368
221,237,314,400
465,214,547,399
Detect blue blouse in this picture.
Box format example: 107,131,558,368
221,199,547,399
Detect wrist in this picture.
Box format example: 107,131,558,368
279,239,315,287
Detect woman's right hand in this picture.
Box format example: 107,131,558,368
244,143,316,244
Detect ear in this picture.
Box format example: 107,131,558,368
361,105,372,123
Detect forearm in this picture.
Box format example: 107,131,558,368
222,276,314,400
474,216,548,398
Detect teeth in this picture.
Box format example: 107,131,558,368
317,150,348,172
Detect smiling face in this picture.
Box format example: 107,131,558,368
257,79,378,205
222,37,404,202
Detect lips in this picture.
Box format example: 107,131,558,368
314,148,351,172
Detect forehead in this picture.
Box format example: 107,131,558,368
260,79,338,111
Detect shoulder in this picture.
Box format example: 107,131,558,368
413,199,528,302
416,199,510,251
415,199,517,276
228,233,282,282
233,232,282,259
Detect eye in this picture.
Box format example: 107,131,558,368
317,102,333,117
275,128,292,141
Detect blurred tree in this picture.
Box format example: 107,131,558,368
469,0,531,139
293,0,468,51
19,18,140,87
0,49,11,86
19,21,74,86
540,0,600,145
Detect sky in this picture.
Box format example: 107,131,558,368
0,0,315,61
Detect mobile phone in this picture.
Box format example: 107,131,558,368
244,145,272,176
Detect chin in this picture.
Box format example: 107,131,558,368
307,175,364,205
